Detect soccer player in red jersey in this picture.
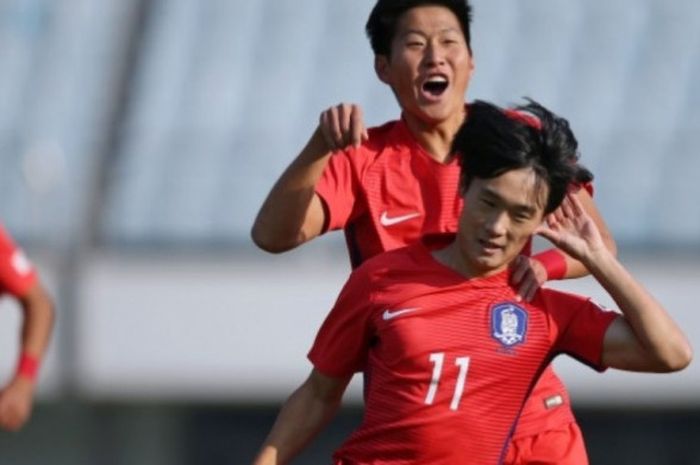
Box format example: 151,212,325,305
0,225,54,431
251,2,618,464
251,100,691,465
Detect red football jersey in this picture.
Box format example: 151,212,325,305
315,116,594,438
316,118,462,268
316,116,592,268
309,237,617,465
0,225,37,297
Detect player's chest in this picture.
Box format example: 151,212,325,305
370,291,552,373
360,156,462,237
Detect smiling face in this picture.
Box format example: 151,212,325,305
375,5,474,128
456,168,548,276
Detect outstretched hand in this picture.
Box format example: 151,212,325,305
319,103,369,151
536,193,607,263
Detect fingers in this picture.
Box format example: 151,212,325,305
560,196,575,219
536,231,556,247
0,404,22,431
518,276,540,302
510,257,547,302
349,105,367,148
535,224,554,241
567,191,586,216
337,104,352,147
319,103,366,151
0,384,32,432
543,211,561,232
543,212,558,229
0,413,22,431
551,204,566,225
556,193,585,222
510,255,529,287
319,109,340,151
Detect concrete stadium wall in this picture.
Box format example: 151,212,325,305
3,242,695,407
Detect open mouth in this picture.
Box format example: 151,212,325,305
422,75,449,97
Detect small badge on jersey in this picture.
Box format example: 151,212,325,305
491,302,528,348
544,394,564,410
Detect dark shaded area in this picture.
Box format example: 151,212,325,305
1,403,699,465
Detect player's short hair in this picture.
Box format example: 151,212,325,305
366,0,473,56
453,99,593,215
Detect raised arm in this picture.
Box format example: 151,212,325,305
252,369,352,465
512,186,617,301
251,104,368,253
590,250,691,372
545,186,617,279
0,281,55,431
537,194,692,373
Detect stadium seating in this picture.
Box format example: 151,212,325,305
1,0,699,246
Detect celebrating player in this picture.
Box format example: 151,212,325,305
0,225,54,431
252,1,617,463
250,100,691,465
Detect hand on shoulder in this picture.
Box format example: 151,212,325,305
319,103,369,151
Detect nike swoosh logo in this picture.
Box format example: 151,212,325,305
382,308,420,321
380,211,421,227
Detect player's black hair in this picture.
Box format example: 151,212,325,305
453,99,593,215
366,0,473,56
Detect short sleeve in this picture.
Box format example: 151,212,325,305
572,181,594,196
0,226,37,297
543,290,618,371
315,150,363,232
308,266,376,377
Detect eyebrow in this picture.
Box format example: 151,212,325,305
481,188,539,215
401,27,462,37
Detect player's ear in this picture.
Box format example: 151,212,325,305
467,52,475,79
375,55,391,85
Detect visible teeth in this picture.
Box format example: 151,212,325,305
426,76,447,84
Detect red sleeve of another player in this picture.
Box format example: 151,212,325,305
0,226,37,297
315,150,362,232
308,267,375,377
570,181,594,196
543,290,618,371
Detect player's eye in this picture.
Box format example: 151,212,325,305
513,212,531,223
404,35,426,48
481,198,496,208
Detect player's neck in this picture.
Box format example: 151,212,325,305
432,241,478,279
432,240,507,280
403,111,465,164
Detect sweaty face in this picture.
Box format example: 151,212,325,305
456,168,548,277
376,5,474,127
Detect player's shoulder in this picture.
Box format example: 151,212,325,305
353,119,405,158
327,118,407,176
352,243,422,282
533,287,591,314
366,119,400,141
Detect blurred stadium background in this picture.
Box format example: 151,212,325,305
0,0,699,463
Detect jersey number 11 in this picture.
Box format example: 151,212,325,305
424,352,471,411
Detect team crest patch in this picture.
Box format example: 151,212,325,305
491,302,528,348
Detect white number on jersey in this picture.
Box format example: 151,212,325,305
424,352,471,411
